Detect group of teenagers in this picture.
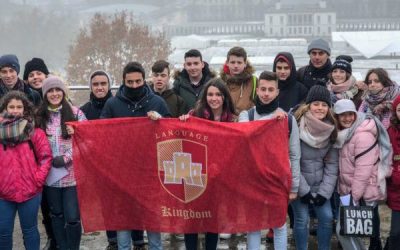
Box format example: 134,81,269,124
0,37,399,250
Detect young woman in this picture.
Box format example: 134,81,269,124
179,78,236,250
386,95,400,250
36,76,87,250
292,85,339,250
0,91,52,250
358,68,400,129
333,99,392,250
326,55,362,107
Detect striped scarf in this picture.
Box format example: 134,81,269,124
0,113,34,146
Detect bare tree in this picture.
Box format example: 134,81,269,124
66,11,172,85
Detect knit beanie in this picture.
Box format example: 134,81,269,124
23,58,49,80
332,55,353,74
306,85,332,107
42,75,67,98
0,54,20,74
307,38,331,55
333,99,357,114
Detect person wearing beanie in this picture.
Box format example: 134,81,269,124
0,54,41,106
333,99,392,250
387,95,400,250
239,71,301,250
36,75,87,250
24,58,54,250
326,55,362,107
273,52,308,112
359,68,400,129
100,62,169,250
297,38,332,91
23,57,50,98
291,84,339,250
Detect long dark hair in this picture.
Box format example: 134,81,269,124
193,78,236,121
36,90,76,139
0,90,35,120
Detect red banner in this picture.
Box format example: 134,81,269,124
71,117,291,233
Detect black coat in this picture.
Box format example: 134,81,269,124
100,84,170,118
273,52,308,112
80,91,112,120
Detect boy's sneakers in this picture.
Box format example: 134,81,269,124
105,242,118,250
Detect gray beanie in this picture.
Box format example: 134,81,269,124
42,75,67,97
0,54,20,74
306,85,332,107
307,38,331,55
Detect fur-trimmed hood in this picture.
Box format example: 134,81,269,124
219,61,256,85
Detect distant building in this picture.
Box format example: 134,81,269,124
264,1,335,40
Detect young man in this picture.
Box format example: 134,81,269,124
273,52,308,112
101,62,170,250
81,70,113,120
23,57,50,98
151,60,188,117
0,54,41,106
173,49,215,109
220,46,257,114
297,38,332,91
239,71,300,250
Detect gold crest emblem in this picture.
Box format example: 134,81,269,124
157,139,207,203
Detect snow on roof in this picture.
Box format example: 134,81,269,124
217,39,239,47
333,31,400,58
210,56,275,66
171,35,211,49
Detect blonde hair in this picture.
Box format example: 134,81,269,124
294,103,338,142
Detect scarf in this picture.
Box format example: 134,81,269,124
0,78,25,95
0,113,34,146
123,85,146,101
327,78,353,94
90,91,112,109
363,85,400,111
299,111,334,148
255,96,279,115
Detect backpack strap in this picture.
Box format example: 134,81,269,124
248,108,255,121
288,114,293,137
252,75,257,100
355,139,378,161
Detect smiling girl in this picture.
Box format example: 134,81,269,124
0,91,52,250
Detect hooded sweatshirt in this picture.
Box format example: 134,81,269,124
273,52,308,112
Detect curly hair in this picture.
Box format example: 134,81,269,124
0,90,35,120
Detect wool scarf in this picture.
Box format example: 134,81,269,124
299,111,334,148
0,113,34,146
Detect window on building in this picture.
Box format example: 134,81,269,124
309,27,312,33
281,27,284,35
270,28,273,34
317,15,320,24
317,26,320,34
288,15,292,24
289,27,292,34
270,16,273,25
328,26,331,33
280,16,284,24
328,15,332,24
299,27,302,34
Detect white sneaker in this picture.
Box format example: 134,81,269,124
219,233,231,239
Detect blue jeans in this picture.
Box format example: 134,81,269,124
117,230,162,250
45,186,81,250
292,198,333,250
184,233,218,250
0,193,42,250
247,223,287,250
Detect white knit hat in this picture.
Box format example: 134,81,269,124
333,99,357,114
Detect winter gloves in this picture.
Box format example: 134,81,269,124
300,192,314,204
300,192,327,206
52,156,66,168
